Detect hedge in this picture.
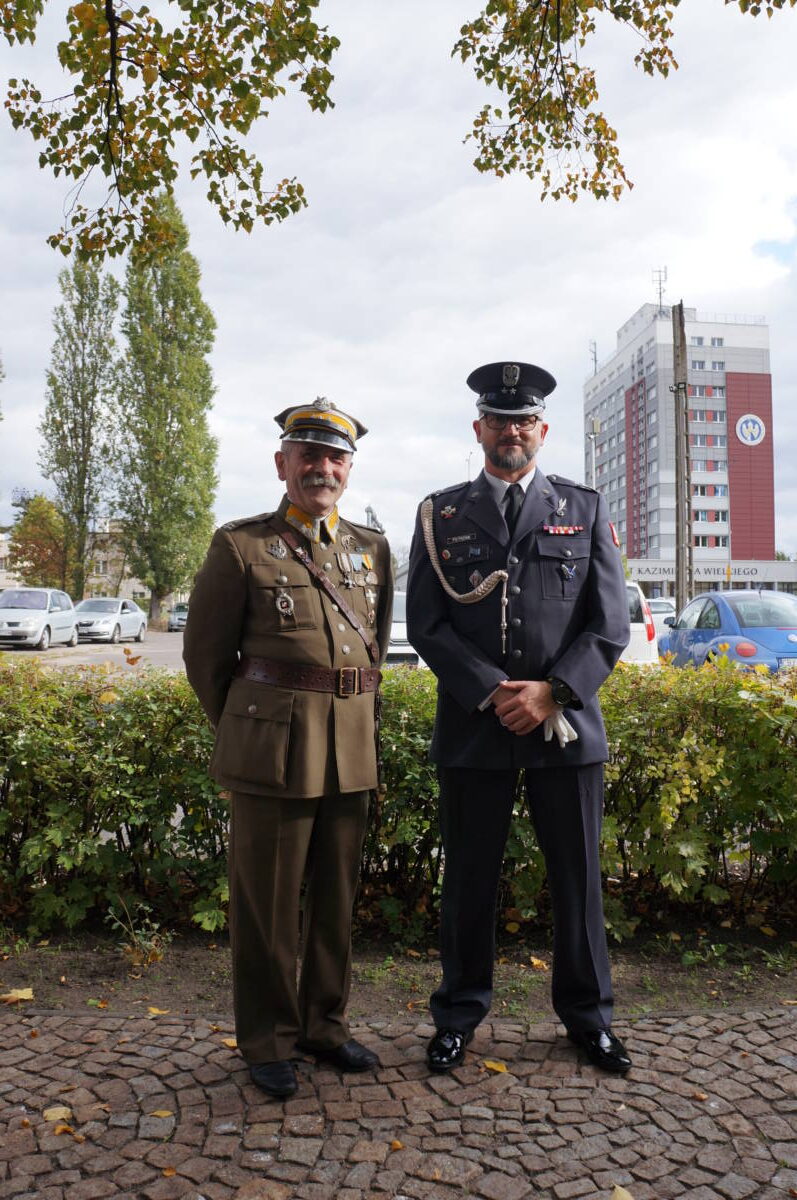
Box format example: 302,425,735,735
1,654,796,937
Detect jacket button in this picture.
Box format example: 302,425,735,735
564,548,572,557
511,617,521,627
247,704,257,715
508,555,519,565
342,644,351,654
277,574,288,584
331,604,339,611
338,623,346,631
511,649,522,659
324,561,333,570
510,585,521,595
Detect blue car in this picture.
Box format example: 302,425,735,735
660,589,797,673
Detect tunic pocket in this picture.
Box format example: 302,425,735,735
211,683,294,789
536,535,590,601
249,562,315,631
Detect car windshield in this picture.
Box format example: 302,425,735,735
727,592,797,628
626,587,643,623
0,590,47,610
174,603,188,613
76,600,119,613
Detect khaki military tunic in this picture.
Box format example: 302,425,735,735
184,497,393,798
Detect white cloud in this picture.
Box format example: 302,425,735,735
2,0,797,557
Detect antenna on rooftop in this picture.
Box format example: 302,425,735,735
588,339,597,375
653,266,668,314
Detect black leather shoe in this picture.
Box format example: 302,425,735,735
297,1038,380,1072
249,1060,298,1097
567,1028,631,1074
427,1028,474,1073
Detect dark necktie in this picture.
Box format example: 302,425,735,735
505,482,523,535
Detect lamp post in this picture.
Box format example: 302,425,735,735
586,418,600,487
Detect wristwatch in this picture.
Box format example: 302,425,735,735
547,677,577,708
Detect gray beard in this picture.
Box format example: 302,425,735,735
486,446,535,471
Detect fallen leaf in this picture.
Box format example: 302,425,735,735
611,1188,636,1200
783,1000,797,1006
53,1124,74,1136
693,1091,708,1101
530,956,549,971
147,1006,170,1015
720,919,733,928
20,1118,30,1128
59,976,67,985
760,925,777,937
406,1000,415,1011
483,1059,507,1073
37,939,50,947
72,1133,86,1144
86,998,109,1009
221,1037,237,1049
149,1109,174,1118
29,1029,39,1038
390,1139,403,1151
44,1106,73,1122
125,655,142,666
405,949,421,958
0,987,33,1004
162,1167,176,1177
505,921,520,933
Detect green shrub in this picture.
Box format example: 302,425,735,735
2,654,797,938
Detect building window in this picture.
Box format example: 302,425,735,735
711,360,725,371
691,359,706,370
690,336,704,346
711,336,724,347
713,385,725,398
691,433,708,447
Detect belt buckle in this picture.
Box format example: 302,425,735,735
337,666,359,697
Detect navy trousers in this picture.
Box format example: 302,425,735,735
431,764,614,1034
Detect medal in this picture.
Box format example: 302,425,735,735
275,589,294,617
365,570,378,584
469,570,484,588
440,505,456,519
559,563,577,582
268,539,288,559
555,497,567,517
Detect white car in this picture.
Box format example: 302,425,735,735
646,596,677,641
385,591,425,667
74,597,147,643
620,581,658,665
0,586,78,650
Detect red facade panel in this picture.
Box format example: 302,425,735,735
726,373,775,559
624,380,647,558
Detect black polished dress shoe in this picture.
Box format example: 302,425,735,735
297,1038,380,1072
567,1028,631,1074
249,1060,298,1097
427,1028,474,1073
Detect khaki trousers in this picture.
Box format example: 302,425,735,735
228,789,369,1063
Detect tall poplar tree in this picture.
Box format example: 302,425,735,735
114,195,217,621
38,262,120,600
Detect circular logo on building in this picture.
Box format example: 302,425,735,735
735,413,766,447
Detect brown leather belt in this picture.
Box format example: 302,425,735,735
236,655,381,697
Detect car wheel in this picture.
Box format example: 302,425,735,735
37,626,51,651
110,624,121,644
67,626,78,648
135,624,146,642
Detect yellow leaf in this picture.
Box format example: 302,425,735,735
760,925,777,937
98,690,119,704
0,987,33,1003
149,1109,173,1118
221,1037,237,1049
693,1091,708,1101
782,999,797,1005
390,1139,403,1151
147,1006,170,1015
72,1133,86,1144
142,65,158,86
53,1124,74,1135
162,1167,176,1177
505,921,519,933
530,956,549,971
483,1059,507,1073
611,1188,636,1200
44,1106,73,1122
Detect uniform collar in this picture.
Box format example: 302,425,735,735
481,466,536,504
278,495,341,544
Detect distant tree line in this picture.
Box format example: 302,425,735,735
5,196,217,618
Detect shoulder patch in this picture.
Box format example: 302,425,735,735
220,511,274,532
546,474,597,494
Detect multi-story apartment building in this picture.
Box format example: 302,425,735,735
583,302,796,595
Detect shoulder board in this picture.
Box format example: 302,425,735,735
220,511,274,532
427,480,469,501
546,475,597,494
343,518,383,537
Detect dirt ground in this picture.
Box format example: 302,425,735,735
2,924,796,1022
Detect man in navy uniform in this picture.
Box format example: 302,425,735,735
406,361,631,1074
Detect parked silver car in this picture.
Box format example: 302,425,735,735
74,597,147,643
167,602,189,632
0,586,78,650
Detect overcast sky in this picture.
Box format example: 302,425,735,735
2,0,797,561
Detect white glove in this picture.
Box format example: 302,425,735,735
543,708,579,748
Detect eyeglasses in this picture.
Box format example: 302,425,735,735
481,413,541,431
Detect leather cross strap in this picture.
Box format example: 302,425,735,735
236,655,381,697
270,518,381,665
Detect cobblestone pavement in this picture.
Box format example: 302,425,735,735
2,1006,796,1200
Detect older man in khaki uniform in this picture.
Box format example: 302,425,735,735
184,398,393,1099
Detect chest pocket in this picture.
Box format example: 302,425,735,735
536,535,591,601
249,562,316,631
